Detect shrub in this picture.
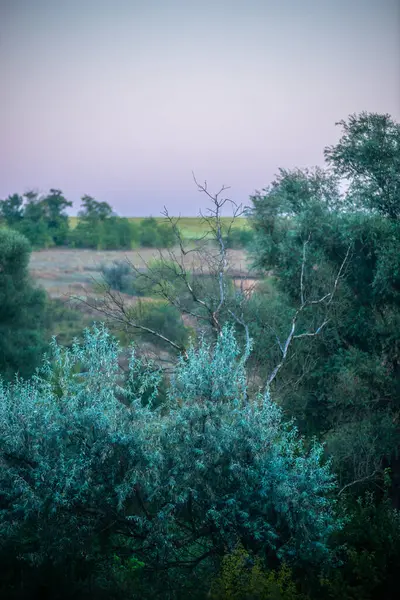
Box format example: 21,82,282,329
324,487,400,600
0,325,340,597
139,217,175,248
101,260,150,296
126,299,190,349
0,228,49,380
225,227,255,248
69,217,139,250
210,544,308,599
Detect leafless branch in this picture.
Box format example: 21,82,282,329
338,470,380,496
72,174,250,366
265,241,351,397
73,282,188,358
300,233,311,305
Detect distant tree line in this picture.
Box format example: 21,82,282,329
0,191,253,250
0,191,176,250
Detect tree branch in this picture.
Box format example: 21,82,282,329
265,241,351,397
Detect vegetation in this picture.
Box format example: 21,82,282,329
0,228,49,380
249,112,400,502
0,111,399,598
0,325,339,599
0,194,252,251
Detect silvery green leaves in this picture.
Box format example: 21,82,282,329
0,325,339,571
168,325,248,406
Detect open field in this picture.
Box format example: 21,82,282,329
29,246,254,299
68,216,250,239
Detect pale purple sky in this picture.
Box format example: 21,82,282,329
1,0,399,216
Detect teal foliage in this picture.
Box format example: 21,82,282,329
0,325,339,596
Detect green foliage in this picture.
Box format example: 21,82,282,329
0,190,72,248
324,112,400,219
210,544,308,600
17,192,54,247
249,116,400,495
126,299,190,350
0,193,24,228
41,189,73,245
45,298,94,347
0,325,340,597
101,260,151,296
324,488,400,600
225,227,255,248
69,196,139,249
0,228,49,380
138,217,175,247
107,552,145,596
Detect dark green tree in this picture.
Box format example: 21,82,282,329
71,195,138,249
19,191,53,247
324,112,400,219
249,115,400,505
0,193,24,229
0,228,49,380
138,217,175,248
41,188,72,245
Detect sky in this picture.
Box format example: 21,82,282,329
0,0,399,216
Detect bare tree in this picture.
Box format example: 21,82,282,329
74,176,351,402
76,173,251,361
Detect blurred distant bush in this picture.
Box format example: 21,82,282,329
101,260,151,296
225,227,254,248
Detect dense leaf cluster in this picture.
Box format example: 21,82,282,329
249,114,400,501
0,326,339,597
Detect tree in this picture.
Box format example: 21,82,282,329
0,193,24,229
249,131,400,501
138,217,175,248
0,324,340,598
1,190,72,248
324,112,400,219
0,228,49,380
79,194,114,222
41,188,72,245
71,195,139,249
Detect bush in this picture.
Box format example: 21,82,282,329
225,227,255,248
45,299,94,347
69,217,139,250
127,299,190,349
0,228,49,380
0,325,340,598
324,487,400,600
139,217,175,248
101,261,151,296
210,544,308,599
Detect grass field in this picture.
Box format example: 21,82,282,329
30,244,256,350
68,216,250,240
